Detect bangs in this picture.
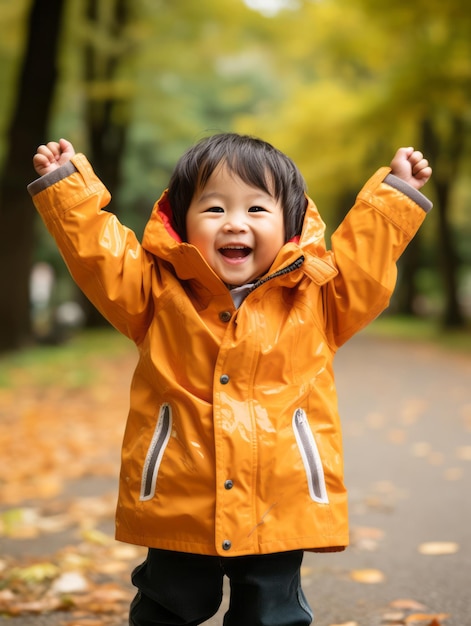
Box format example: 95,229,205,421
198,149,277,200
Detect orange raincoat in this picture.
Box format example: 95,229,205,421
29,155,430,556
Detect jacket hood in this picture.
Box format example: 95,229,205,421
142,189,338,287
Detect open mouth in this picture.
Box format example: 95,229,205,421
219,246,252,259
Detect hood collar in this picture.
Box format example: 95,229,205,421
142,190,336,287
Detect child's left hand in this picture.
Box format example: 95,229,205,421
390,147,432,190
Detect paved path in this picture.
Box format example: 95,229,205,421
2,333,470,625
297,333,471,626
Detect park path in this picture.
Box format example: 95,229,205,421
1,332,470,625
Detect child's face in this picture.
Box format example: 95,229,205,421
186,164,285,287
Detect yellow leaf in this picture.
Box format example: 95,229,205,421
81,528,112,546
350,568,385,584
10,562,59,583
418,542,459,556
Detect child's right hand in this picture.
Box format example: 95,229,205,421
33,138,76,177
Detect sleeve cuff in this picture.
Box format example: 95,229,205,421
384,173,433,213
27,160,78,197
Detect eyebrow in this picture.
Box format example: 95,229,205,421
197,189,276,204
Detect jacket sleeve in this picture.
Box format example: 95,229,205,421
324,167,432,348
28,154,156,344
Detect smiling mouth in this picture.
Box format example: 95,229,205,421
219,246,252,259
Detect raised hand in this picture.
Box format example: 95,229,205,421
33,138,76,177
390,147,432,190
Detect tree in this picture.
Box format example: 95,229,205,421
236,0,471,326
0,0,66,352
344,0,471,326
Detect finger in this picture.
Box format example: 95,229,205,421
412,158,429,175
36,143,59,163
32,153,49,167
45,141,62,161
408,150,424,166
58,138,76,160
416,165,432,180
59,138,74,151
397,146,414,157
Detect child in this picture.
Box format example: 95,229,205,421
28,133,432,626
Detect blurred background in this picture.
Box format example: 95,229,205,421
0,0,470,352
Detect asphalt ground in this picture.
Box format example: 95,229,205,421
1,332,470,625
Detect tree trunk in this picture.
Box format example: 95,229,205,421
421,116,466,328
80,0,132,327
392,235,421,315
0,0,66,352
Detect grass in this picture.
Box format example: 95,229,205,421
365,314,471,353
0,328,135,389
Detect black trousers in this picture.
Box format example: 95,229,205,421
130,548,313,626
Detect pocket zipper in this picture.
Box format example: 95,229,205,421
140,403,172,501
292,408,329,504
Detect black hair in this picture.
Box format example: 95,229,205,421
167,133,307,242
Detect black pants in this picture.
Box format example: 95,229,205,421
130,548,313,626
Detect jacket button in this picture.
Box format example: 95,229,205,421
219,311,232,323
224,479,234,490
222,540,232,551
220,374,230,384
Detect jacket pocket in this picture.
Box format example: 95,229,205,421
292,408,329,504
140,403,172,501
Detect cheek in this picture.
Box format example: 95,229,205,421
186,216,202,247
186,221,213,255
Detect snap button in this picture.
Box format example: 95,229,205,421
222,539,232,551
224,479,234,490
219,311,232,323
220,374,230,384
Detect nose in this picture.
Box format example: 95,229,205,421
222,210,248,233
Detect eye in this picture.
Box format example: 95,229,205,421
248,206,266,213
205,206,224,213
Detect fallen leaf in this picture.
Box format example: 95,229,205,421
9,562,60,583
427,451,444,466
411,442,432,458
400,398,428,424
418,542,459,556
443,467,463,481
72,582,131,613
81,527,112,546
349,568,385,584
390,599,428,611
64,618,106,626
381,611,406,623
350,526,385,551
387,428,406,444
405,613,449,623
365,412,386,429
456,445,471,461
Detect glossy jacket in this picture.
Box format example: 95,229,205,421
29,155,430,556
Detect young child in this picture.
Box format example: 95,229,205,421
28,133,432,626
